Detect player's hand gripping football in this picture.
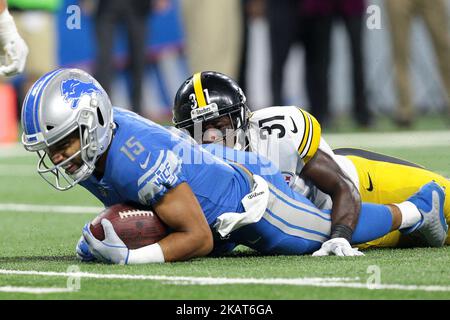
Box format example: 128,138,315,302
0,10,28,76
312,237,364,257
75,235,97,262
82,219,130,264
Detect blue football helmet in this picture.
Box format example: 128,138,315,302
21,68,114,190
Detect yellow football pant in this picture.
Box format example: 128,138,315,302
345,155,450,249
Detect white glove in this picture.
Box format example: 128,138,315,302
82,219,130,264
0,9,28,76
312,238,364,257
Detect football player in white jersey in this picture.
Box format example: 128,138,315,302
0,0,28,76
172,71,450,250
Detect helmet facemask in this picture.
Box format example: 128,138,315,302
34,107,106,191
21,68,114,191
178,102,250,149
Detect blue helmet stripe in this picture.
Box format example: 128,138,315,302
32,69,65,134
23,69,64,136
22,85,34,135
23,74,48,135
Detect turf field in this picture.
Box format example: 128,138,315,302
0,129,449,300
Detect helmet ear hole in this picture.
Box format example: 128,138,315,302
96,107,105,126
80,125,97,159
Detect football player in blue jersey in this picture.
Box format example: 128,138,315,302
21,68,448,264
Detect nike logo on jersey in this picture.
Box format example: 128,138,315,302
98,186,108,198
247,236,262,245
366,173,374,192
139,152,151,170
290,116,298,133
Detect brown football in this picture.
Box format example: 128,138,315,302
89,203,167,249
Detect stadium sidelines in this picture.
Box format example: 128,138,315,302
1,269,450,293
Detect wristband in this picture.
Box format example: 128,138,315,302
126,243,165,264
330,224,353,242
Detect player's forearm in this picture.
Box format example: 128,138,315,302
301,150,361,238
329,177,361,235
158,229,214,262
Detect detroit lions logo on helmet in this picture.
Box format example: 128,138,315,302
61,78,101,109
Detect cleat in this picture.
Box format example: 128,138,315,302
401,182,448,247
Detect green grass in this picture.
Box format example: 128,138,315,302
0,131,449,300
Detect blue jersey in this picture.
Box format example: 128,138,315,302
80,108,251,225
79,108,394,256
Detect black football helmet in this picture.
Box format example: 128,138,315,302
173,71,250,146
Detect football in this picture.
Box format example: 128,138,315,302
89,203,167,249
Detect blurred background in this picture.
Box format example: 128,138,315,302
1,0,449,145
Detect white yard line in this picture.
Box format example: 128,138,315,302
0,286,74,294
0,269,449,292
0,203,101,214
0,130,449,160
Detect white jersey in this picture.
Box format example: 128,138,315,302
240,106,359,210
